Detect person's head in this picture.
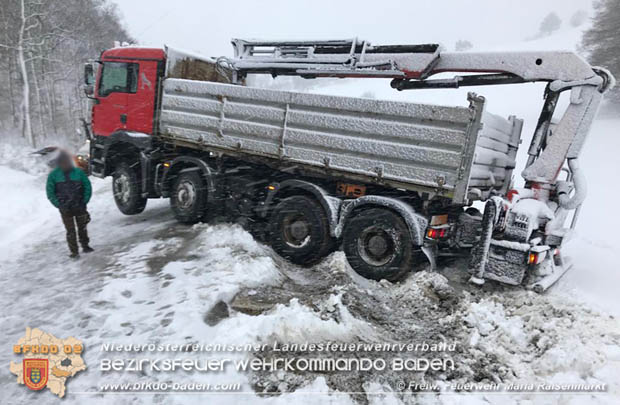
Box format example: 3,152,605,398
57,151,73,172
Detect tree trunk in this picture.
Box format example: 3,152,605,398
2,13,18,128
8,53,18,127
17,0,34,146
29,54,45,140
41,57,58,135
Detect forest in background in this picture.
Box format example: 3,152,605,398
582,0,620,108
0,0,132,148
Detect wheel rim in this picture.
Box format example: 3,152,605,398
176,180,197,210
282,213,311,248
357,226,397,267
113,174,131,204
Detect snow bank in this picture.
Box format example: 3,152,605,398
0,166,56,265
0,141,50,176
0,141,65,265
458,292,620,405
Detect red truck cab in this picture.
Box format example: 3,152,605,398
91,47,165,137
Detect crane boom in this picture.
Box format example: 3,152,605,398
225,38,600,83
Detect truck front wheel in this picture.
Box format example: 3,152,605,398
112,162,147,215
170,171,208,224
270,195,334,266
342,208,413,282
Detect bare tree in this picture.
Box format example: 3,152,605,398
0,0,134,147
16,0,34,145
539,12,562,37
570,9,588,28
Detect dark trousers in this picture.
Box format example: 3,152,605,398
61,210,90,254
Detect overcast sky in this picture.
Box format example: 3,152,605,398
111,0,593,56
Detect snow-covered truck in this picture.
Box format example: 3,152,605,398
82,39,613,291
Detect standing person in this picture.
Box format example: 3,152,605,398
46,151,94,258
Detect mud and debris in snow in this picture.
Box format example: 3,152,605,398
241,257,620,404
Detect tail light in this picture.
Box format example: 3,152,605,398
426,226,449,240
527,250,547,265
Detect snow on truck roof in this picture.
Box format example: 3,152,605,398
101,47,165,60
101,46,215,63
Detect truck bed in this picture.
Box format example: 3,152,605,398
158,79,522,204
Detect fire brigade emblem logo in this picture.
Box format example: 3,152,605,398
23,359,48,390
10,328,86,397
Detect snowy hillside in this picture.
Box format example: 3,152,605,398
1,26,620,405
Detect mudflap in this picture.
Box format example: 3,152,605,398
421,243,438,271
468,199,497,285
479,240,530,286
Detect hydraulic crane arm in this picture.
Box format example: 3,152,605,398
219,38,614,185
224,38,603,84
397,51,601,83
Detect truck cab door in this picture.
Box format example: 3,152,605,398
125,60,159,134
92,61,138,136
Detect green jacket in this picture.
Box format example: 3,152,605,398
46,167,92,211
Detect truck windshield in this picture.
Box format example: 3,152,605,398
98,62,138,97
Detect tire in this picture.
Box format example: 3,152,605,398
112,162,147,215
270,195,334,266
170,171,208,224
342,207,413,282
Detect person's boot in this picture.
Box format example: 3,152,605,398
69,252,80,259
83,246,94,253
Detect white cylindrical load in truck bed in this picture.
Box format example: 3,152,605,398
159,79,523,204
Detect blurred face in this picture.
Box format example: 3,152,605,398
58,154,73,171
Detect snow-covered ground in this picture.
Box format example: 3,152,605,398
1,26,620,405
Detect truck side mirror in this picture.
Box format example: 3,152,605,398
83,63,95,96
84,63,95,85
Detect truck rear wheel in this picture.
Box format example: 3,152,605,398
270,195,334,266
112,162,147,215
342,207,413,281
171,171,208,224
